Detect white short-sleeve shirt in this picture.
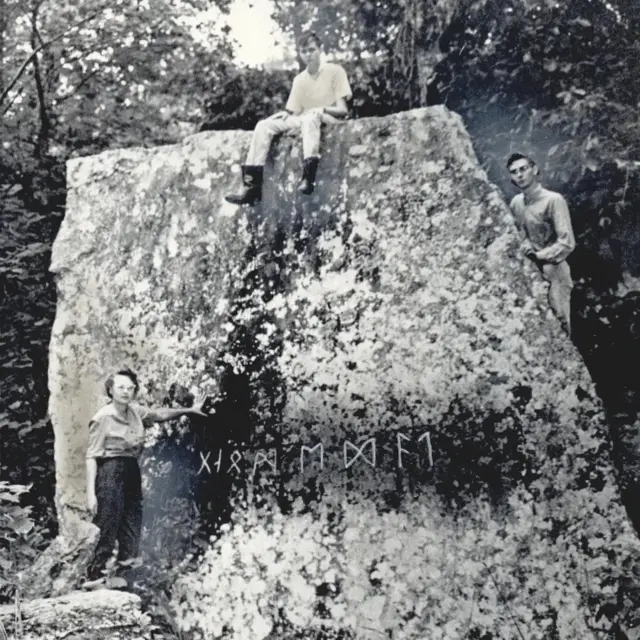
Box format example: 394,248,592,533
285,62,352,115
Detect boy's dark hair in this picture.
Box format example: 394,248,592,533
297,31,321,49
105,368,140,399
506,152,536,169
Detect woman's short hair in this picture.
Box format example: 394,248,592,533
297,31,321,50
105,368,140,399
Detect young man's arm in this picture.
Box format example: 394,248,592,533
322,97,348,119
324,65,351,119
534,194,575,263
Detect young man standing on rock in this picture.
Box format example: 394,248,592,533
507,152,576,335
225,31,352,206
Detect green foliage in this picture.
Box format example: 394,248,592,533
201,65,296,130
1,0,234,154
0,155,60,508
269,0,454,106
0,482,50,603
200,55,435,132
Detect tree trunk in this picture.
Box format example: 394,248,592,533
30,2,51,160
0,0,7,96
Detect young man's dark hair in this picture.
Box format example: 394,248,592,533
506,152,535,169
297,31,321,50
105,368,139,399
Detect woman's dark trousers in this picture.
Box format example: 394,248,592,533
87,457,142,580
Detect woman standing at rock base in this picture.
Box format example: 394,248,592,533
85,368,207,587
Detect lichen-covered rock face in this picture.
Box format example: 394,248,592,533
51,107,640,638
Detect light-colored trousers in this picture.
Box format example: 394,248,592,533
541,260,573,334
245,110,326,166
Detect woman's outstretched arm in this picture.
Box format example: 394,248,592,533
144,394,209,423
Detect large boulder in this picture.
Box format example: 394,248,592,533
48,107,640,638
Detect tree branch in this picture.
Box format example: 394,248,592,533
1,81,25,117
0,9,104,107
54,68,100,102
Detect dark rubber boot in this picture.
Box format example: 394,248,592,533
297,157,320,195
225,165,263,205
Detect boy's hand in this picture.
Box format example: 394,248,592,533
270,111,289,121
520,239,536,258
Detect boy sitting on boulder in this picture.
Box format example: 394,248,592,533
225,31,352,206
